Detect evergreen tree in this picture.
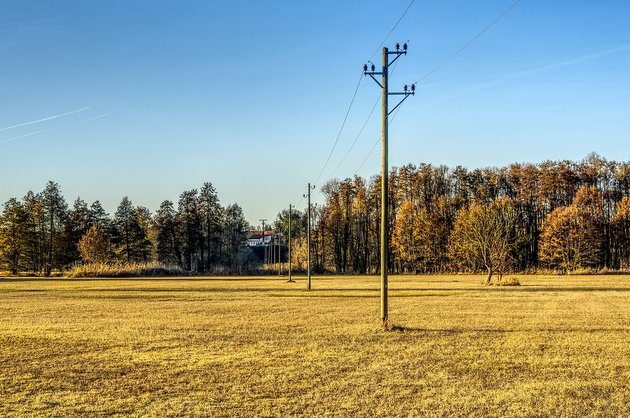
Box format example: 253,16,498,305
0,198,28,274
112,197,147,263
154,200,182,266
41,181,68,275
177,190,202,271
199,182,222,272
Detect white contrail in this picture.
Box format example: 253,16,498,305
0,112,110,145
0,127,60,144
81,113,110,122
442,44,630,100
0,106,91,132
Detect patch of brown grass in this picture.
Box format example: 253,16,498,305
0,274,628,416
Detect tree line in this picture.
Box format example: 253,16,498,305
0,182,253,275
277,154,630,278
2,154,629,278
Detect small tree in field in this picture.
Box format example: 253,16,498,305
78,226,110,264
448,198,518,285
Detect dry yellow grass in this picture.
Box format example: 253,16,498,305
0,275,628,416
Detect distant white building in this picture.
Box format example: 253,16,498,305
246,231,274,247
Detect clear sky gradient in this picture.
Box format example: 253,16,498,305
1,0,629,224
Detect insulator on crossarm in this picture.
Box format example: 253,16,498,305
371,64,375,72
363,64,368,73
403,43,408,51
396,43,400,51
404,84,408,92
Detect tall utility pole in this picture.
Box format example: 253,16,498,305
278,232,281,277
304,183,315,290
287,204,294,282
259,218,267,264
364,43,415,327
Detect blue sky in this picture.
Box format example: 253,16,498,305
1,0,629,223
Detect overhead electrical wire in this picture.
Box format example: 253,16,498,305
323,0,451,183
300,0,420,206
368,0,416,61
354,0,523,177
312,71,363,187
354,106,403,175
414,0,522,85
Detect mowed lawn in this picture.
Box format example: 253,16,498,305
0,275,628,416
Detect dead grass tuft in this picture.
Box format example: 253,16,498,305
66,262,188,278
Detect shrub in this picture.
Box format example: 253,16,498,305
66,262,188,278
491,276,521,286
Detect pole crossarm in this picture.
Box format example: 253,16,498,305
366,73,383,88
388,92,414,116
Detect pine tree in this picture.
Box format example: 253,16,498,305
41,181,68,275
199,182,222,272
0,198,28,274
154,200,182,266
112,197,147,263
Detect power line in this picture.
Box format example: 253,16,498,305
312,71,363,187
302,0,419,204
414,0,522,84
295,194,305,210
324,56,411,182
327,95,380,180
368,0,416,61
354,0,522,176
322,0,450,183
409,0,450,40
312,0,419,188
354,106,403,176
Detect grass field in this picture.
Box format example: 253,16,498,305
0,275,628,416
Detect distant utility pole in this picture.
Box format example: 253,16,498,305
278,232,282,277
288,204,294,282
364,43,415,327
259,218,267,264
304,183,315,290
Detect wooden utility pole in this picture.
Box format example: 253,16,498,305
259,218,267,265
287,204,294,282
364,43,414,327
380,46,389,326
304,183,315,290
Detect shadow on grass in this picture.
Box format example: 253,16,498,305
386,325,628,334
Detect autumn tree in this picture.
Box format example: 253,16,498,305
448,198,519,284
392,199,430,273
611,197,630,269
539,186,604,273
78,226,110,263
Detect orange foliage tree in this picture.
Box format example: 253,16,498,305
539,186,604,273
